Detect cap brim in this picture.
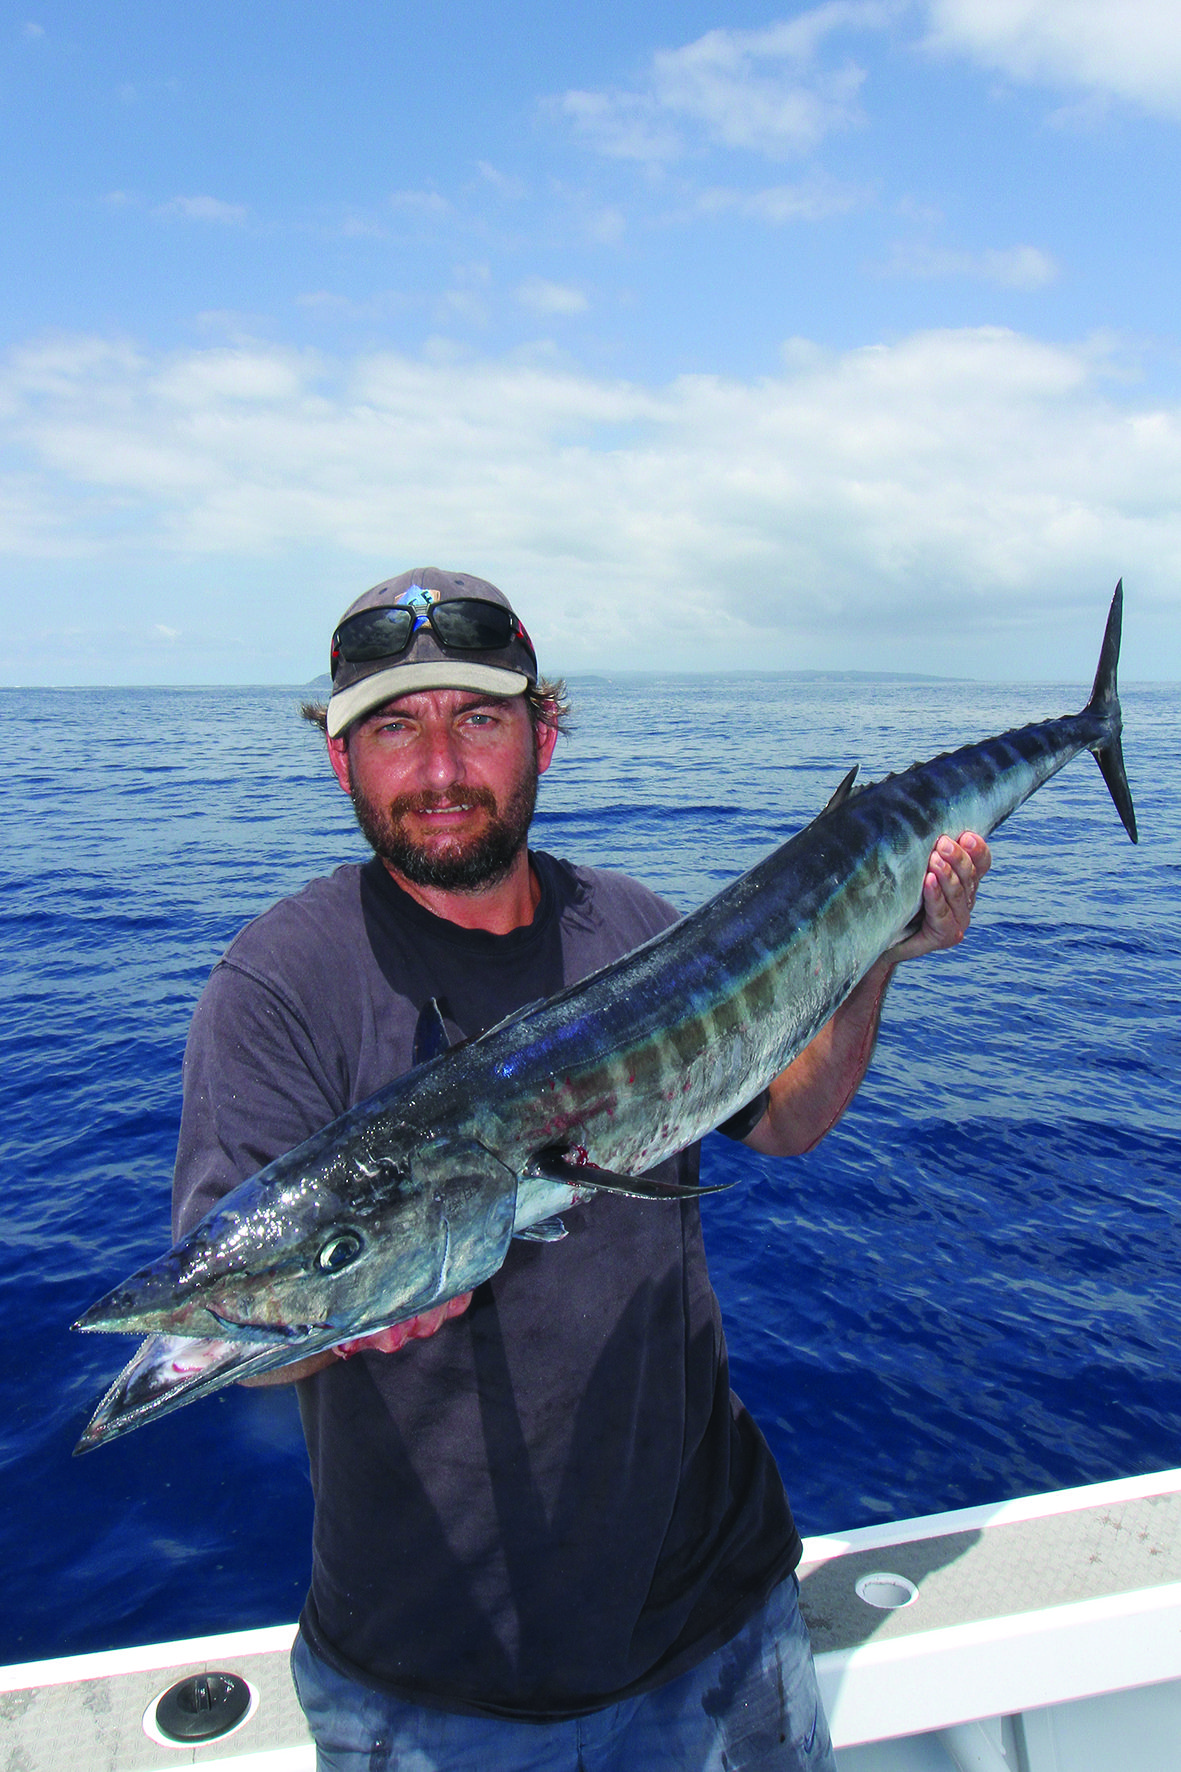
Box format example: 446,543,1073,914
327,662,530,737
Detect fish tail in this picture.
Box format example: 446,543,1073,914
1085,580,1138,843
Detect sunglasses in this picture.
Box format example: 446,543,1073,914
331,597,536,680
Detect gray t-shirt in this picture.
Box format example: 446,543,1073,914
174,852,799,1720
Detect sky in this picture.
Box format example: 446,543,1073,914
2,0,1180,685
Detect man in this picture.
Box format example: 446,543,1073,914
173,568,990,1772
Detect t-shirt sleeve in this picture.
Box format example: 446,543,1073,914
172,956,349,1238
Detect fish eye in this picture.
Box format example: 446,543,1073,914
317,1231,364,1272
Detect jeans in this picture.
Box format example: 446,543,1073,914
290,1576,836,1772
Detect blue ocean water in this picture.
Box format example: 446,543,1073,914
1,673,1176,1668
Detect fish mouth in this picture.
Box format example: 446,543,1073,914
206,1308,322,1342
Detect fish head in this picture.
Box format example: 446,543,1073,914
74,1131,520,1345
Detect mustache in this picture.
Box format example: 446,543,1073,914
380,787,500,819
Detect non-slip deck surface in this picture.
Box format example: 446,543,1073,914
798,1489,1181,1654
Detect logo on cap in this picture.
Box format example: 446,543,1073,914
394,586,441,614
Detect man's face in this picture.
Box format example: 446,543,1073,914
327,689,557,892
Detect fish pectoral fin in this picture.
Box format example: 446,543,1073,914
412,997,454,1067
514,1216,568,1243
526,1149,736,1199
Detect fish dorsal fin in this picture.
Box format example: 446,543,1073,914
822,765,859,814
526,1150,735,1199
412,997,453,1067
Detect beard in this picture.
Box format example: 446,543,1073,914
349,757,539,892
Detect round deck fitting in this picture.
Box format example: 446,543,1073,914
854,1571,919,1610
154,1671,251,1741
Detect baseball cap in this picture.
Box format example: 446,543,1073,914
326,567,538,738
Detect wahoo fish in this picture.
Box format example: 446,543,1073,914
74,585,1138,1451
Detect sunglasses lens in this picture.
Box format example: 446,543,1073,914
430,600,516,650
335,607,415,665
331,595,532,682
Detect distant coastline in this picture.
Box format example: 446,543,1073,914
304,669,957,689
567,668,958,684
4,670,1174,690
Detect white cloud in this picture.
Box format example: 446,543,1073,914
156,195,248,226
557,90,684,163
476,161,527,200
23,21,44,38
697,177,866,223
388,189,451,216
650,10,876,155
517,279,589,316
585,206,627,247
436,263,492,328
0,326,1177,678
439,290,489,326
883,241,1059,289
555,2,895,163
296,291,409,324
153,347,308,406
924,0,1181,117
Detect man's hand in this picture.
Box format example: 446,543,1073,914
890,831,992,964
333,1292,474,1360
